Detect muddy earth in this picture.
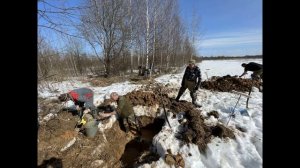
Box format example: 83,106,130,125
38,83,236,167
201,75,262,92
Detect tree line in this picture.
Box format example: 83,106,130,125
38,0,200,79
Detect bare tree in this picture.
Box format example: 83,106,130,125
38,0,200,79
79,0,129,76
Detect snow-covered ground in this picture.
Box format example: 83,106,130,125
38,58,262,168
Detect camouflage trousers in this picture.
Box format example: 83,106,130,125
122,114,137,132
176,79,197,103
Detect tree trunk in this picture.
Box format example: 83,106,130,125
145,0,149,70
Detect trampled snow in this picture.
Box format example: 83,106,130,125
38,58,262,168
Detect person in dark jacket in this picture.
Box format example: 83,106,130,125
239,62,263,80
175,59,202,107
58,88,97,117
110,92,137,133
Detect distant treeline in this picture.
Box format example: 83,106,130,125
200,55,262,60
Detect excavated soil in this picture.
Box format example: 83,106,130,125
38,97,63,116
38,110,130,168
169,99,235,153
38,110,164,168
127,86,235,153
125,90,160,106
38,85,236,167
201,75,262,92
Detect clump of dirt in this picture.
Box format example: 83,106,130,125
184,108,212,152
136,83,173,106
207,111,219,118
172,101,235,153
125,90,160,106
201,75,262,92
170,100,195,114
165,153,185,167
123,84,172,109
211,124,235,139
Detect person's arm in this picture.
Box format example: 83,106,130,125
99,111,117,118
239,70,247,77
84,101,96,111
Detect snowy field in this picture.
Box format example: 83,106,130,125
38,58,262,168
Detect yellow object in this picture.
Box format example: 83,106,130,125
80,118,87,125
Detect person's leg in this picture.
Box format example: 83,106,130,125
257,69,263,79
251,69,262,80
175,84,187,101
127,114,137,132
187,81,201,107
123,117,130,133
190,91,197,104
186,81,196,103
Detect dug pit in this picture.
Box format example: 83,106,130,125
120,117,164,168
38,85,236,167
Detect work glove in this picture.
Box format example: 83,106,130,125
83,108,91,114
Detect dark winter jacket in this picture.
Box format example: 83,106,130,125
182,66,202,87
244,62,262,72
68,88,96,110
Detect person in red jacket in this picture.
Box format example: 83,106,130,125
58,88,96,118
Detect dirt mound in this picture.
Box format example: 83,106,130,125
125,88,236,154
211,124,235,139
38,110,130,168
184,109,212,152
38,98,63,116
125,91,160,106
172,101,235,153
201,75,262,92
38,85,236,166
124,84,172,108
38,109,164,168
170,100,195,114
